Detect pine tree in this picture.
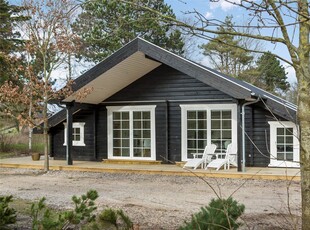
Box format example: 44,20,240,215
0,0,28,84
200,16,253,78
256,52,290,92
72,0,185,63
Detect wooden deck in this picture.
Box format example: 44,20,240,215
0,156,300,181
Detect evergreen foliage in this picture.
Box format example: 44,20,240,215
256,52,290,92
84,208,133,230
0,0,28,84
180,197,245,230
31,197,63,230
0,195,17,228
201,16,290,94
72,0,185,63
30,190,99,229
200,16,253,78
62,189,99,225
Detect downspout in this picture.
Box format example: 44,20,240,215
242,97,260,172
165,100,169,163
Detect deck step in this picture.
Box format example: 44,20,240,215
102,159,162,165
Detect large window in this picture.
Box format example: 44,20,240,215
63,122,86,146
268,121,299,167
107,106,156,160
181,104,237,161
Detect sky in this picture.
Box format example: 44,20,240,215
165,0,297,83
8,0,297,83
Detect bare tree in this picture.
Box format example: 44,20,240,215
0,0,81,172
120,0,309,228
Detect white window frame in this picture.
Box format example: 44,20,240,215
180,104,238,161
268,121,300,167
107,105,156,160
63,122,86,146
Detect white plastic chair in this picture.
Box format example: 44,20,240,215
205,143,237,171
183,144,217,170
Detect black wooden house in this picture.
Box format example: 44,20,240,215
47,38,299,171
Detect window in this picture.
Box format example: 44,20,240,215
268,121,299,167
181,104,237,161
211,110,232,153
112,111,130,157
63,122,86,146
187,110,208,157
107,105,156,160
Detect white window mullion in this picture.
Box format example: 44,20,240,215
129,111,134,158
207,110,211,149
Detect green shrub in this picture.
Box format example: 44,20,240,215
180,197,245,230
31,190,99,230
83,208,133,230
99,208,133,229
99,208,118,226
61,189,99,226
31,197,62,230
0,195,17,228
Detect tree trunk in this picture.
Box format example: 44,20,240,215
28,96,32,153
43,98,49,172
297,65,310,229
28,127,32,153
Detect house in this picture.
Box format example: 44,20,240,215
47,37,299,171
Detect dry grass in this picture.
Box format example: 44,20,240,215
0,132,44,156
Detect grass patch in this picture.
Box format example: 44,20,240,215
10,198,33,216
6,143,44,153
0,133,44,156
0,152,18,159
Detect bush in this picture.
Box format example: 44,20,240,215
84,208,133,230
180,197,245,230
31,190,99,230
61,189,99,227
0,195,17,228
31,197,62,230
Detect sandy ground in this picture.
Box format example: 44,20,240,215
0,168,301,229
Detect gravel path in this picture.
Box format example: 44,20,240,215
0,168,301,229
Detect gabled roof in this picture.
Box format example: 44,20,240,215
54,37,296,125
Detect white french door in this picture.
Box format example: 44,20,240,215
180,104,237,161
107,106,156,160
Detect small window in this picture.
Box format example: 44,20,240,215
63,122,86,146
268,121,299,167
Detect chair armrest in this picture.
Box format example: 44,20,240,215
191,153,203,159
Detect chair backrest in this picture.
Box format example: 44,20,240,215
224,143,236,158
202,144,217,160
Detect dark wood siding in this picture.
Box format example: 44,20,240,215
50,110,96,161
51,65,245,163
106,65,233,102
244,103,287,167
104,65,234,162
96,106,107,160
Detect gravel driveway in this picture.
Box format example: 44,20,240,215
0,168,301,229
